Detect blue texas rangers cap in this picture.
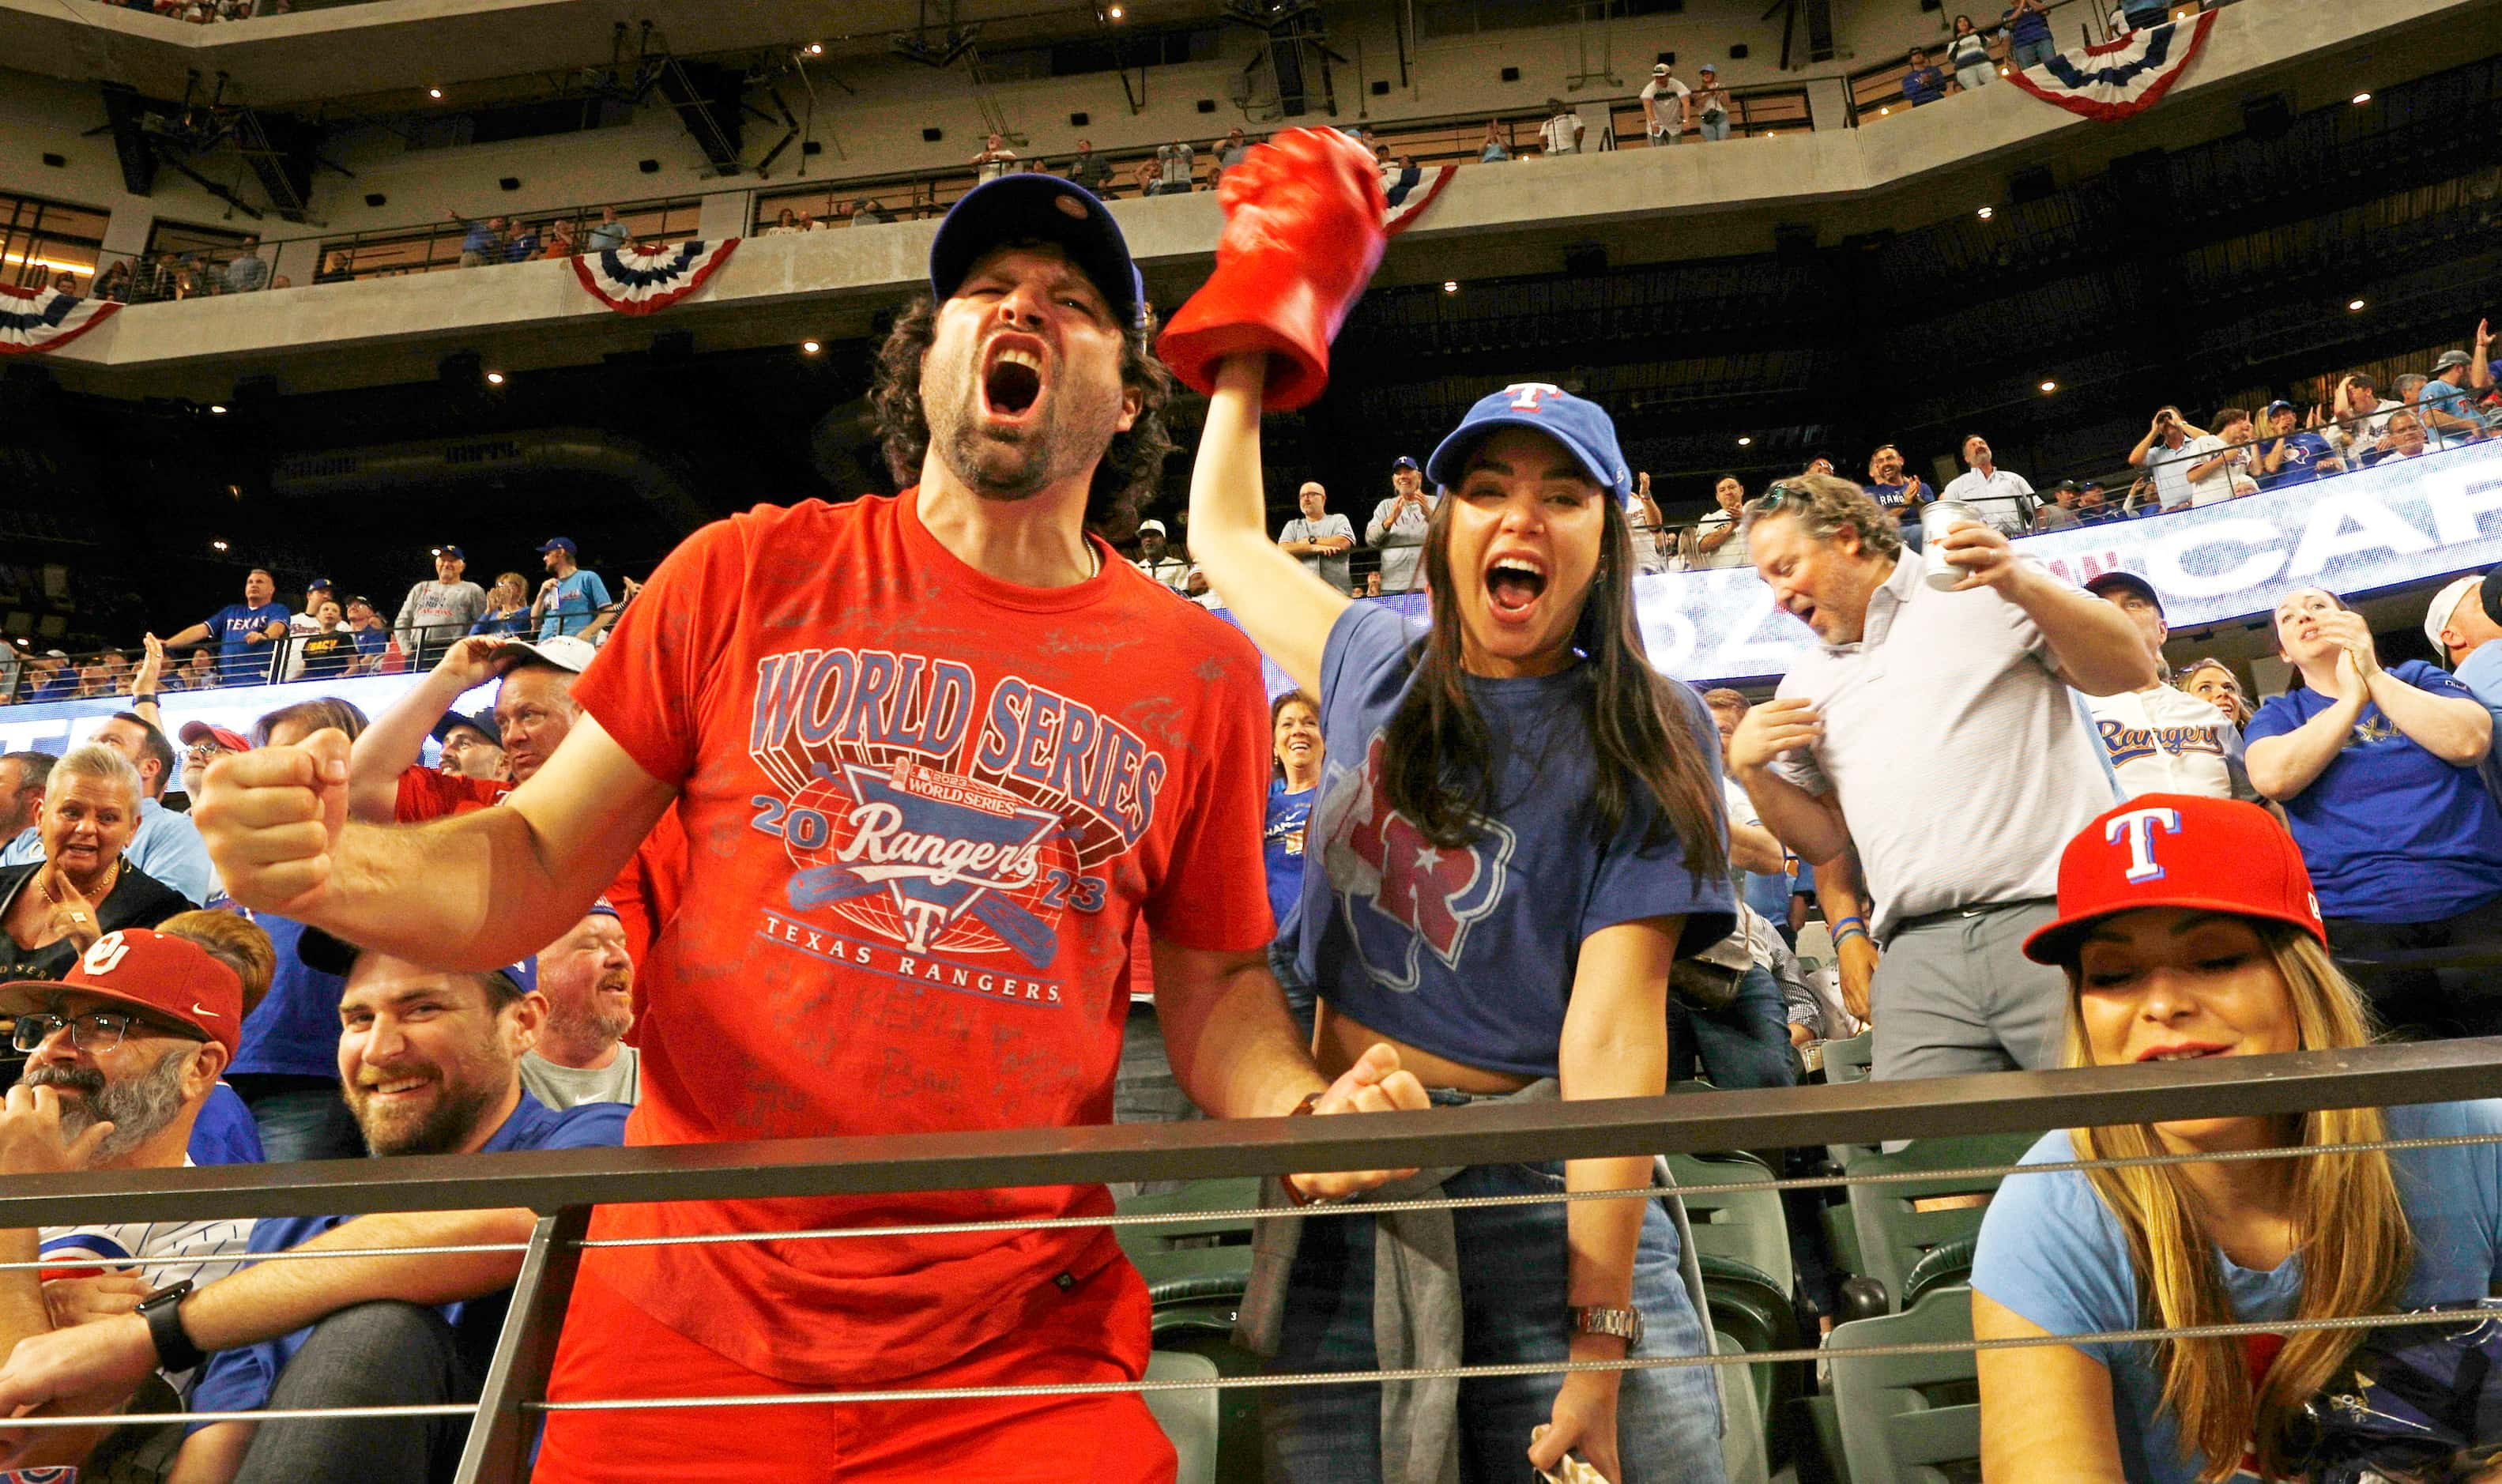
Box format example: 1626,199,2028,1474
537,536,576,556
1426,383,1633,499
929,174,1147,329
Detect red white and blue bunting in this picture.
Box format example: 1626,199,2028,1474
1385,164,1459,237
2004,12,2216,122
0,283,119,356
569,239,740,316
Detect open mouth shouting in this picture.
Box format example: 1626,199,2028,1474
1484,552,1550,626
979,332,1050,427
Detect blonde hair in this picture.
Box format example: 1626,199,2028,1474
2063,925,2410,1481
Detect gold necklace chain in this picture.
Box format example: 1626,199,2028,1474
38,857,119,912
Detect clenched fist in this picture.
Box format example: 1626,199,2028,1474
194,728,353,918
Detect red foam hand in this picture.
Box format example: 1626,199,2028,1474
1157,128,1389,412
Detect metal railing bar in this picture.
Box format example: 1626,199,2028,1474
0,1040,2492,1227
454,1206,590,1484
522,1306,2502,1410
0,1302,2485,1429
575,1130,2502,1247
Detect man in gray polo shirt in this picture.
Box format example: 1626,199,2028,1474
1726,473,2153,1082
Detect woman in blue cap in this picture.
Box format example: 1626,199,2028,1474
1185,363,1735,1478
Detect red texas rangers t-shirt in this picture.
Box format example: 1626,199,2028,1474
570,488,1275,1385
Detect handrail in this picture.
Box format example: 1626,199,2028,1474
2,1038,2494,1228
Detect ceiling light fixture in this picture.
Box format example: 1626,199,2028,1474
801,340,822,353
207,404,227,414
211,539,229,552
428,87,444,100
1977,205,1995,220
1441,280,1458,293
2350,91,2372,104
2040,379,2059,394
1736,435,1754,446
2347,298,2367,311
804,42,823,55
484,371,505,386
1107,3,1125,17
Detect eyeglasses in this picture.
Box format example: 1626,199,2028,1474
183,743,235,763
9,1011,205,1054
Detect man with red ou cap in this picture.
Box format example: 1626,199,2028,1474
187,159,1429,1479
0,921,266,1473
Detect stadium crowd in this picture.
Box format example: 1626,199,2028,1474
0,132,2497,1484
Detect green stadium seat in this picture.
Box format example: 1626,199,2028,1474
1143,1350,1220,1484
1841,1132,2039,1314
1665,1151,1792,1297
1826,1287,1981,1484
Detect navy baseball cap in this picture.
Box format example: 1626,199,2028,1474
929,175,1146,329
436,545,465,560
537,537,576,556
2263,399,2297,418
431,708,501,748
2085,570,2163,616
1426,384,1633,499
1391,455,1420,471
307,576,333,591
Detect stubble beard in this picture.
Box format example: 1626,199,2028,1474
922,339,1120,504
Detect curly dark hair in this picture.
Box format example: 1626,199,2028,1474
870,292,1177,539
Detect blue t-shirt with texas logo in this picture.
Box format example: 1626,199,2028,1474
1290,602,1734,1079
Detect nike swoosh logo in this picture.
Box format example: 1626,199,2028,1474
190,1004,221,1019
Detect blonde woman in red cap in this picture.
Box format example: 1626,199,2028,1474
1969,794,2502,1484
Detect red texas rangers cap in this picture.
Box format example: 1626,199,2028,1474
0,928,245,1058
2022,794,2326,966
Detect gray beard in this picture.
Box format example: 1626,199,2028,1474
544,990,632,1053
21,1047,192,1162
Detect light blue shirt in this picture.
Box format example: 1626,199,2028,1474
1973,1100,2502,1484
3,797,216,908
537,569,612,639
2456,641,2502,805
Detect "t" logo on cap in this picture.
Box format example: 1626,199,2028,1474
2104,806,2183,884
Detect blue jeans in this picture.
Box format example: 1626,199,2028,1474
1263,1147,1726,1482
1670,965,1801,1091
1698,114,1731,141
2010,36,2056,68
232,1076,364,1163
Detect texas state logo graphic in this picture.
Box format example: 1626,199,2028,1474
1317,734,1515,992
743,647,1166,1008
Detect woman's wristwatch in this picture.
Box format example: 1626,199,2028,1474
1569,1305,1644,1349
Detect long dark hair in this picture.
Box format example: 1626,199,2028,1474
871,293,1177,540
1378,484,1724,887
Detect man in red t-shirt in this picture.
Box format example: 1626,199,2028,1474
185,171,1425,1482
345,632,687,977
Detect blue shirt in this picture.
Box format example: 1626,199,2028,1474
1291,604,1735,1078
1863,480,1921,514
2243,660,2502,922
2,797,214,908
1901,66,1946,105
537,569,612,639
203,602,288,684
229,913,351,1079
187,1083,264,1167
469,608,532,638
1974,1100,2502,1484
460,221,497,255
349,625,390,665
188,1093,627,1419
2257,430,2336,488
1264,781,1315,927
2001,2,2052,45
